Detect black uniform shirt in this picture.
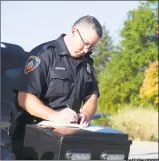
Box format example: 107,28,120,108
18,34,99,112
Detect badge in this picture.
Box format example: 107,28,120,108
24,56,40,74
86,63,91,73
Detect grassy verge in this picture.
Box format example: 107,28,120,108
91,106,158,141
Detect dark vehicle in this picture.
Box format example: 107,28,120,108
1,42,30,159
0,42,132,160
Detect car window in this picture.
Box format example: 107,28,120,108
4,68,23,79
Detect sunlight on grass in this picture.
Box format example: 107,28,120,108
92,106,158,141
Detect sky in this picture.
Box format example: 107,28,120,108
1,1,140,52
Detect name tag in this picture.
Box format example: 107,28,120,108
55,67,66,70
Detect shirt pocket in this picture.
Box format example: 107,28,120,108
48,70,73,96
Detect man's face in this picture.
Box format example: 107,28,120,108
70,26,100,58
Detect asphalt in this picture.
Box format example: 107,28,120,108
129,140,158,160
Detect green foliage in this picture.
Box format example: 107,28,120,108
92,25,114,77
96,1,158,114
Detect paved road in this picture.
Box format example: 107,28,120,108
129,141,158,160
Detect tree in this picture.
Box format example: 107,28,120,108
92,25,114,77
97,1,158,114
140,61,158,107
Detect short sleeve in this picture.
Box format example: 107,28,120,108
18,50,49,97
84,72,100,98
85,80,100,98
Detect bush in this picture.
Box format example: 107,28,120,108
92,106,158,141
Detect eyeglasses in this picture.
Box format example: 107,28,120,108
77,29,95,52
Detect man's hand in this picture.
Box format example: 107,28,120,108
78,94,98,126
48,108,78,123
77,109,90,126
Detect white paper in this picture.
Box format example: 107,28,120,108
81,125,104,132
37,120,88,128
37,121,104,132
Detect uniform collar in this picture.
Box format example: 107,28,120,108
55,34,94,65
56,34,70,56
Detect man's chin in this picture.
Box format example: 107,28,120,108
70,52,85,58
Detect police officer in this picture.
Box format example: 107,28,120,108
15,15,103,128
10,15,102,159
17,15,102,126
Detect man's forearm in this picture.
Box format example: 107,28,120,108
18,91,57,120
81,94,98,120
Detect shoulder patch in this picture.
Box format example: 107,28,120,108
24,56,40,74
